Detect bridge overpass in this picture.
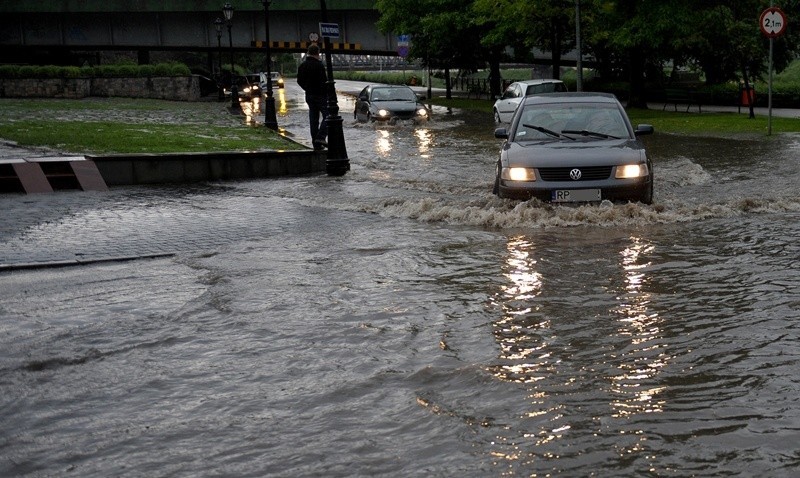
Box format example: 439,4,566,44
0,1,402,63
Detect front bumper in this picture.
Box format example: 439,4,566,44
498,178,651,203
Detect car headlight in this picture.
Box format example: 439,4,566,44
417,108,428,117
243,87,252,94
615,164,649,179
377,109,390,117
501,167,536,181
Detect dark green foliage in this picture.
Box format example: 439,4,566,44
0,63,194,79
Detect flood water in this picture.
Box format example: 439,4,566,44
1,83,799,477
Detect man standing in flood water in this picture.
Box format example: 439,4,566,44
297,43,328,150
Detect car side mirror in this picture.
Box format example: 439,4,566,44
635,124,654,136
494,127,509,139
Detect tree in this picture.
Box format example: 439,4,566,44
473,0,577,82
376,0,486,98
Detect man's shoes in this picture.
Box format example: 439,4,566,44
313,139,328,150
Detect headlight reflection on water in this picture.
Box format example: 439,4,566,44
415,129,432,158
376,129,392,157
491,237,547,382
487,235,670,470
610,236,669,418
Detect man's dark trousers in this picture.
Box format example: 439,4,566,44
307,94,328,147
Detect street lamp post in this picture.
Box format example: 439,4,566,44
319,0,349,176
223,3,240,112
261,0,278,130
214,17,224,101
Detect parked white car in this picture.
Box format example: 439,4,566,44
493,79,567,123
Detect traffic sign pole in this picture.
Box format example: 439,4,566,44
760,6,788,136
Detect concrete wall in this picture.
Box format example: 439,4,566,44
0,76,201,100
91,151,328,186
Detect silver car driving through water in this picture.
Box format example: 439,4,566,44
353,84,429,124
493,93,655,204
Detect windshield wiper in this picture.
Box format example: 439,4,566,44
561,129,620,139
522,123,572,140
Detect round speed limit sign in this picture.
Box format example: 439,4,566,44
760,7,787,38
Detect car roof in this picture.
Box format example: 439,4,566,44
521,92,620,106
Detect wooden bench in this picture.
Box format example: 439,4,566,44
663,88,701,112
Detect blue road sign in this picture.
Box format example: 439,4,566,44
320,23,340,39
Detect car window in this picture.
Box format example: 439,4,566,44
514,103,630,141
526,82,565,95
502,85,516,99
372,87,415,101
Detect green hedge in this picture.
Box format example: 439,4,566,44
0,62,192,79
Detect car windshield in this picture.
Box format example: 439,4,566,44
513,103,629,141
371,87,416,102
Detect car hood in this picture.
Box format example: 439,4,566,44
370,100,419,112
503,138,646,166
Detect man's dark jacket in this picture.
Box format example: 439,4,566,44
297,56,327,97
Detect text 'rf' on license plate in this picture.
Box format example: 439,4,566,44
551,189,601,202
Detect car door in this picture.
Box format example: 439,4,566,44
355,87,371,121
495,83,521,122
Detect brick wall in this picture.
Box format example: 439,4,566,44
0,76,202,101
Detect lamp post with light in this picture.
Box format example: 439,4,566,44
214,17,224,101
319,0,349,176
261,0,278,130
222,3,240,112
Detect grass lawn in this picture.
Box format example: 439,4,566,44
0,98,303,154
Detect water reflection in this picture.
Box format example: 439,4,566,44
276,88,288,116
240,89,289,127
490,237,547,383
610,237,668,417
487,234,669,469
415,128,432,158
376,129,392,157
241,97,259,125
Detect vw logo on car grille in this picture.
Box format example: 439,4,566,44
569,168,583,180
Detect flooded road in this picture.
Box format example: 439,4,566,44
1,82,800,477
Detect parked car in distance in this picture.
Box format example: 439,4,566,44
493,92,654,204
354,85,429,124
259,71,284,90
493,79,567,123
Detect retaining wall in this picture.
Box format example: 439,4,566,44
0,76,201,101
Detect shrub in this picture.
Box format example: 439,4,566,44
62,66,82,78
19,65,37,78
168,63,191,76
0,65,21,78
139,65,156,77
117,64,138,77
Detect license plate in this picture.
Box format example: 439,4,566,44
551,189,602,202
